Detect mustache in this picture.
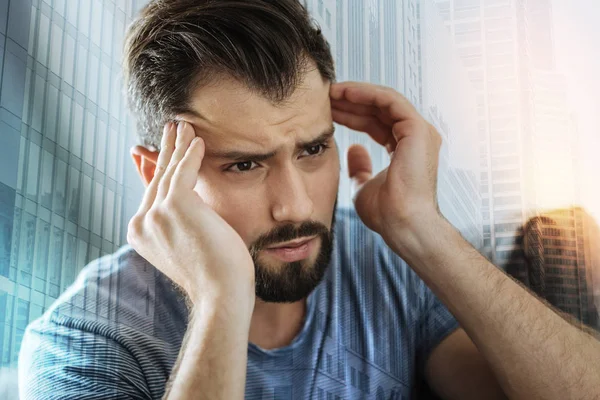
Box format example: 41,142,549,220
249,221,330,254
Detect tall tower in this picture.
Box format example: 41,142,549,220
433,0,580,270
517,0,579,215
519,208,599,329
0,0,142,368
432,0,526,266
421,0,482,248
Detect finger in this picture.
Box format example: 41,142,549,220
331,81,395,100
330,98,396,126
334,82,419,122
331,98,376,116
347,144,373,197
156,121,196,201
138,122,176,213
332,108,392,147
329,82,346,100
330,81,378,100
171,136,205,193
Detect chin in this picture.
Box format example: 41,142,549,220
253,256,329,303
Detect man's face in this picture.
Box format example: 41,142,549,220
181,68,340,303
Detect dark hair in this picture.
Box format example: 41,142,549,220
123,0,336,149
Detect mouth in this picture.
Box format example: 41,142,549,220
266,236,317,249
263,236,319,262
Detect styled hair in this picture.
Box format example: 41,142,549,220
123,0,336,149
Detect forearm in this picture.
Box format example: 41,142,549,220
163,298,252,400
389,215,600,400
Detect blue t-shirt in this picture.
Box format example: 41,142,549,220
19,208,459,399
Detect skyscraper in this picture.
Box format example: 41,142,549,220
421,0,482,247
432,0,524,266
0,0,141,368
433,0,580,270
516,207,599,329
517,0,579,215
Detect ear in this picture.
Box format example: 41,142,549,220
130,145,159,187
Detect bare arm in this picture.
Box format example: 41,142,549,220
127,122,256,400
163,298,252,400
330,81,600,399
425,329,507,400
390,214,600,400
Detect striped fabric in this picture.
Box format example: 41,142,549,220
18,208,459,399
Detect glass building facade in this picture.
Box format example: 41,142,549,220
517,208,599,329
0,0,147,370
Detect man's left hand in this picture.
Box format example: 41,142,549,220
330,82,443,248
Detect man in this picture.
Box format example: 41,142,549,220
18,0,600,399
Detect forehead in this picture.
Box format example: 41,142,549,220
185,68,332,144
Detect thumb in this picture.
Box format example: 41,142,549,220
347,144,372,198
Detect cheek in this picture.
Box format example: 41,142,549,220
193,178,261,246
309,157,340,209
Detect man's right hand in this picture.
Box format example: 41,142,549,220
127,121,255,311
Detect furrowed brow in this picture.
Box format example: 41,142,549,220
208,125,335,162
297,125,336,148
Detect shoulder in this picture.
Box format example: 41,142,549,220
33,245,188,344
19,246,185,399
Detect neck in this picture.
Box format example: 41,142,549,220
248,297,307,350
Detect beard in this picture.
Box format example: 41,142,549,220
248,199,337,303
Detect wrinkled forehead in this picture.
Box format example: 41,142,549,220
183,68,332,144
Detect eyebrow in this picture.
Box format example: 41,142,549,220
207,125,336,162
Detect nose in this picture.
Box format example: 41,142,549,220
270,165,314,224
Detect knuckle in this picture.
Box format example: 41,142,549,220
128,215,141,231
163,195,181,213
154,164,167,175
126,229,137,247
146,207,164,225
127,216,142,243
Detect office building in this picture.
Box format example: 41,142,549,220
519,208,599,329
0,0,143,368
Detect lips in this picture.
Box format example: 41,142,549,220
263,236,318,262
266,236,316,250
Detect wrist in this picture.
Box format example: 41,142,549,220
384,210,455,264
190,278,255,315
192,290,255,326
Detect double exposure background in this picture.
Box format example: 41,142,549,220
1,0,599,396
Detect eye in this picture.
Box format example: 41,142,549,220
226,161,258,173
300,142,330,157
